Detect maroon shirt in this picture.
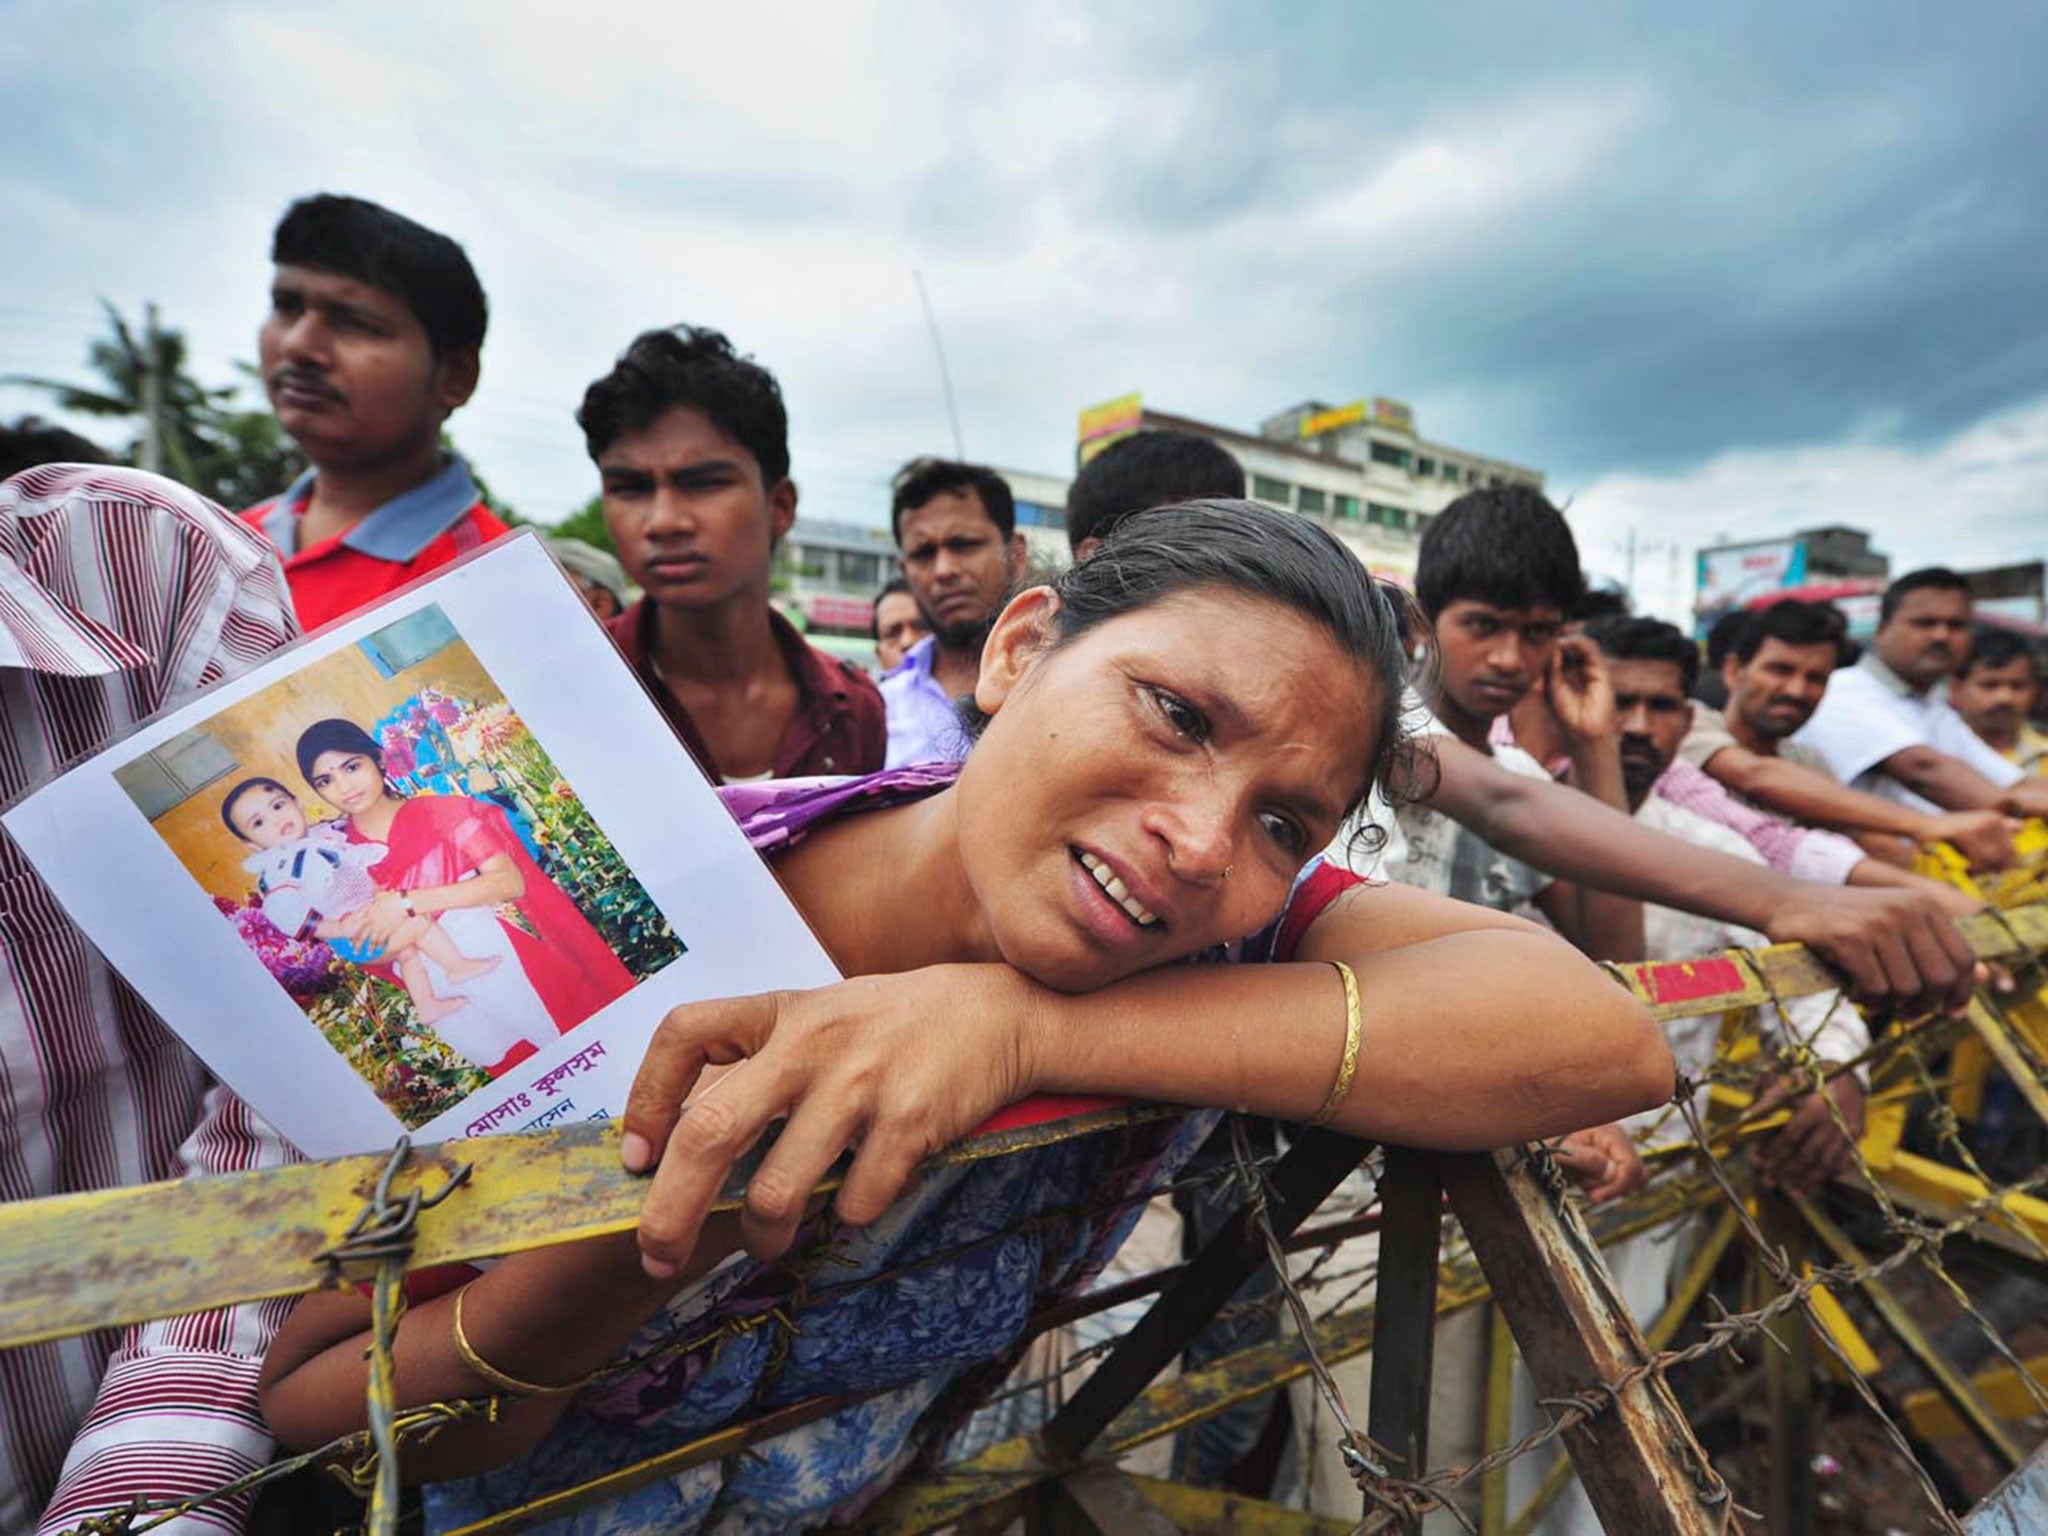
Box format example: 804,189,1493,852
606,599,886,781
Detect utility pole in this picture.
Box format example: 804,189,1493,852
911,270,965,460
139,301,165,475
1623,525,1637,594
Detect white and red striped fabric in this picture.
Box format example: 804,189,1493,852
0,464,302,1535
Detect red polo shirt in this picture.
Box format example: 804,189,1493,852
606,599,886,781
240,456,509,632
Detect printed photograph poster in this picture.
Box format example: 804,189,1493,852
2,532,839,1158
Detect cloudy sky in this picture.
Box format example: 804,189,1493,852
4,1,2044,617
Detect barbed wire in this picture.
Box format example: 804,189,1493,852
41,895,2048,1536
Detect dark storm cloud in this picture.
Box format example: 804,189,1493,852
940,0,2048,484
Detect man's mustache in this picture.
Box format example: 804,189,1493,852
269,366,344,403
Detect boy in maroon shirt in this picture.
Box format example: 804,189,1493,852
579,327,884,781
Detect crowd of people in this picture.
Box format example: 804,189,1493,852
2,191,2043,1534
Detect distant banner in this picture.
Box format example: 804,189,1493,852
1694,539,1809,629
1372,397,1414,433
1300,400,1367,438
1076,392,1142,463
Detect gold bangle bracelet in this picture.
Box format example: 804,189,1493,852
450,1281,575,1397
1309,960,1363,1128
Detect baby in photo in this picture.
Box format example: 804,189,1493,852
220,777,500,1026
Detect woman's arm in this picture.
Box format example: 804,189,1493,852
259,1227,737,1477
620,883,1673,1275
354,852,526,948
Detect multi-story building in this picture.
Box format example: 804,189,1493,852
774,516,899,643
1076,393,1545,581
774,397,1541,656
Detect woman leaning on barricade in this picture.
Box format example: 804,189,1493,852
259,499,1673,1532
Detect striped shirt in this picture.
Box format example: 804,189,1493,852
0,465,301,1535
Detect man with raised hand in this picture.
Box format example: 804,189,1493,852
1377,484,1644,961
1687,598,2020,868
1795,568,2048,820
241,194,507,631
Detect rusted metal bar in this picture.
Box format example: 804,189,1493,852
1505,1205,1744,1536
0,1104,1180,1352
860,1176,1724,1534
1759,1193,1818,1536
1367,1146,1443,1534
1436,1147,1730,1536
1038,1128,1376,1467
1024,1207,1386,1336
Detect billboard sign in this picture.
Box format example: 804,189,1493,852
1694,538,1808,630
1077,392,1143,463
1300,400,1368,438
1371,397,1415,434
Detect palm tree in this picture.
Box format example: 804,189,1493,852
7,302,302,509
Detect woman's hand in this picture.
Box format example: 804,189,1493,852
620,965,1044,1276
354,889,414,950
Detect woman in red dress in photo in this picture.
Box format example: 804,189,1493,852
295,718,634,1038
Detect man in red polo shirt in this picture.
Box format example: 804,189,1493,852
577,326,884,781
242,194,507,629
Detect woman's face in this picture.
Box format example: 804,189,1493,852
956,586,1382,993
306,749,388,817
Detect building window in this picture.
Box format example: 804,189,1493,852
114,727,240,819
1251,474,1291,507
1438,464,1459,486
837,550,884,588
1297,487,1326,515
1014,500,1063,529
1369,442,1411,470
1367,502,1407,531
1416,457,1436,478
1335,494,1362,520
1413,512,1434,535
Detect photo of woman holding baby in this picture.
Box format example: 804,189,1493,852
293,717,637,1066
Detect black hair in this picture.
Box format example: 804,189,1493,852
890,458,1015,544
1414,483,1583,620
1064,430,1245,553
1582,614,1701,695
871,575,915,641
295,718,384,784
1731,600,1848,667
0,417,111,480
1879,567,1971,627
1569,585,1631,625
576,327,790,484
1703,607,1757,672
1960,624,2036,678
219,776,293,839
272,194,487,359
970,498,1414,839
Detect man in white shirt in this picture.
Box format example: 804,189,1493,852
1684,598,2018,869
1794,568,2048,819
